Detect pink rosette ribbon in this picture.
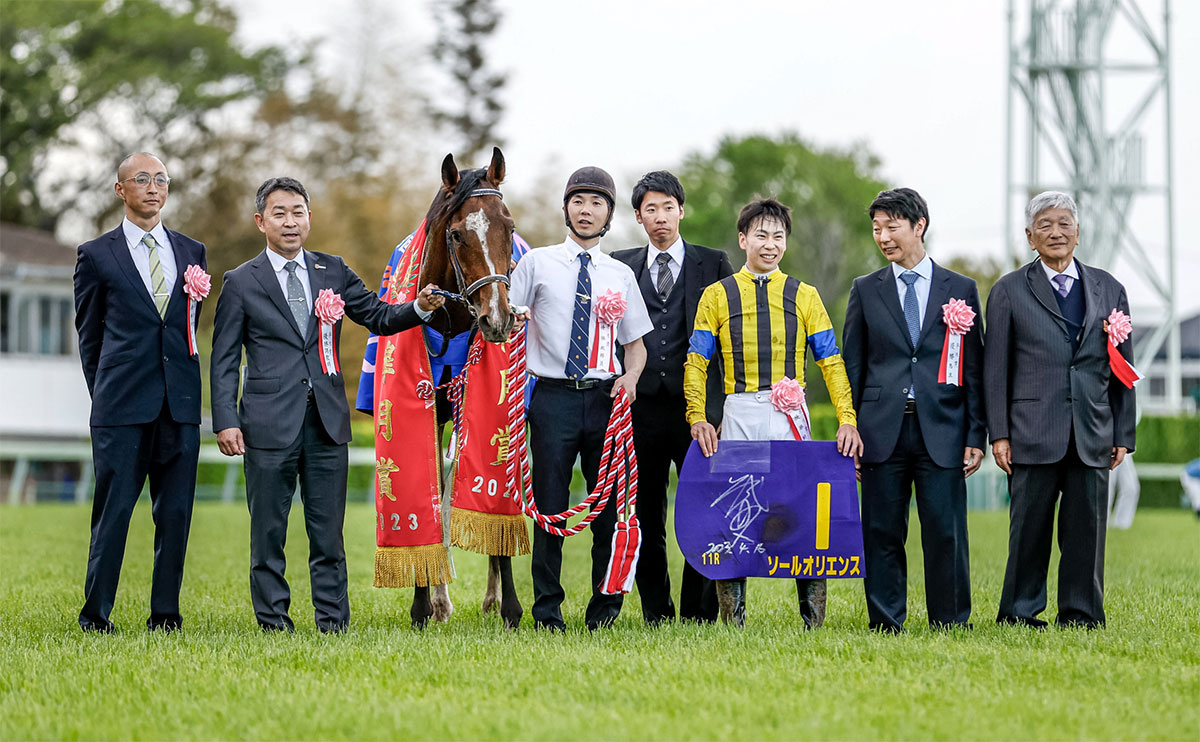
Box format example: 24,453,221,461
314,289,345,375
938,298,976,386
588,290,627,374
1104,309,1143,389
769,376,810,441
182,264,211,356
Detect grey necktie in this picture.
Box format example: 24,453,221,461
283,261,308,340
655,252,674,300
901,270,920,396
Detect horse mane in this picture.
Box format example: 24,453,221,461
423,168,489,237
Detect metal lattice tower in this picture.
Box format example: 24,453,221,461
1006,0,1180,410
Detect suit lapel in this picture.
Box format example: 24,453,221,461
873,266,913,349
251,251,305,341
107,227,160,316
1076,260,1102,351
304,251,333,344
163,230,189,320
684,241,701,330
917,263,951,347
1024,259,1070,336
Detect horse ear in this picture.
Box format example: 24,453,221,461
441,154,459,190
487,146,505,184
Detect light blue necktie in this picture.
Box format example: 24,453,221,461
901,270,920,396
564,252,592,379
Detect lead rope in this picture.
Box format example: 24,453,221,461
504,325,637,536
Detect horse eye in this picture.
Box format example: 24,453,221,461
450,229,464,243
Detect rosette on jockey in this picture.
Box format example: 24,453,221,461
770,377,811,441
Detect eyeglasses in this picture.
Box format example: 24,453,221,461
119,174,171,188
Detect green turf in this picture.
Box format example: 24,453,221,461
1,504,1197,740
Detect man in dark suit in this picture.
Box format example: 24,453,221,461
611,171,733,624
211,177,444,633
843,188,985,632
73,152,207,633
986,190,1136,629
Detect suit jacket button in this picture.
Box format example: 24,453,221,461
902,387,909,394
660,371,666,377
912,357,918,363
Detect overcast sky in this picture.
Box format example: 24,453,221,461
234,0,1198,321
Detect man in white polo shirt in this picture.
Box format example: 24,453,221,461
509,166,652,631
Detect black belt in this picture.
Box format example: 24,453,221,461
904,399,917,414
538,377,613,391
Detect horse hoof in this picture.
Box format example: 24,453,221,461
482,596,499,615
501,605,523,631
411,615,429,631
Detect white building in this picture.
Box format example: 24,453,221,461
0,222,93,502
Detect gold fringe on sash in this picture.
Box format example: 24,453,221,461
373,544,453,588
449,507,531,556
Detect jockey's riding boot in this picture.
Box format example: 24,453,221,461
797,578,827,629
716,578,746,628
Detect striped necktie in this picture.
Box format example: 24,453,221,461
564,251,592,379
655,252,674,300
142,234,169,317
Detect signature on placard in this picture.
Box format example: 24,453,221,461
710,474,766,546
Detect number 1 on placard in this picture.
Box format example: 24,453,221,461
815,482,831,550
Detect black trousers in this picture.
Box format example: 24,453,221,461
81,400,199,631
244,398,349,632
998,435,1108,628
527,380,622,630
860,413,971,630
630,390,717,623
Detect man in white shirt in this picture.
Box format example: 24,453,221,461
73,152,208,633
509,167,651,631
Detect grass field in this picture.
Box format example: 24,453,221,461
1,503,1197,740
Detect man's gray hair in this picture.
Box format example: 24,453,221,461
1025,191,1078,230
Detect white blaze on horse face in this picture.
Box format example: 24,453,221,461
465,208,501,320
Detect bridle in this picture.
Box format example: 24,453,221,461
439,187,510,314
426,186,512,358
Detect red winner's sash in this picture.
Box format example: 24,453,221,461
372,221,529,589
447,336,530,557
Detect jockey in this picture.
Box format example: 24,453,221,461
683,198,862,628
508,167,653,632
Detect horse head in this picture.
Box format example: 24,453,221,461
422,147,515,344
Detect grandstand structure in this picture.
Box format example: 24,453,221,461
1005,0,1182,411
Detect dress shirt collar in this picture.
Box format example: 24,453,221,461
646,236,685,270
1039,257,1079,282
121,217,169,251
563,235,604,262
266,247,308,274
891,253,933,282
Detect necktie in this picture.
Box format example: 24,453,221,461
655,252,674,300
565,251,592,379
284,261,308,341
901,270,920,397
142,234,169,318
900,270,921,347
1052,273,1070,298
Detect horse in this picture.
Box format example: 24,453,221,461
409,147,524,630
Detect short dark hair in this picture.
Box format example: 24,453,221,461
737,198,792,236
868,188,930,242
631,170,685,211
256,176,309,214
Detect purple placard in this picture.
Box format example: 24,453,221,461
674,440,865,580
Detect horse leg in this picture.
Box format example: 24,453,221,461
497,556,523,630
411,585,434,630
431,582,454,623
482,556,502,615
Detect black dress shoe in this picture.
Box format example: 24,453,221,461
80,621,115,634
318,623,348,635
534,620,566,633
259,622,294,634
148,619,182,633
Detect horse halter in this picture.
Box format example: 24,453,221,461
442,187,510,316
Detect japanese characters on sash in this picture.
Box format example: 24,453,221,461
371,222,530,589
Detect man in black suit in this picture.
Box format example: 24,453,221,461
986,190,1136,629
611,171,733,624
842,188,985,632
73,152,207,633
211,177,444,633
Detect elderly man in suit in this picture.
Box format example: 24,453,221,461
73,152,207,633
986,190,1136,629
211,176,444,633
611,171,733,624
843,188,985,633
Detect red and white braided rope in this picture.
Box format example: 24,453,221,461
505,326,637,536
